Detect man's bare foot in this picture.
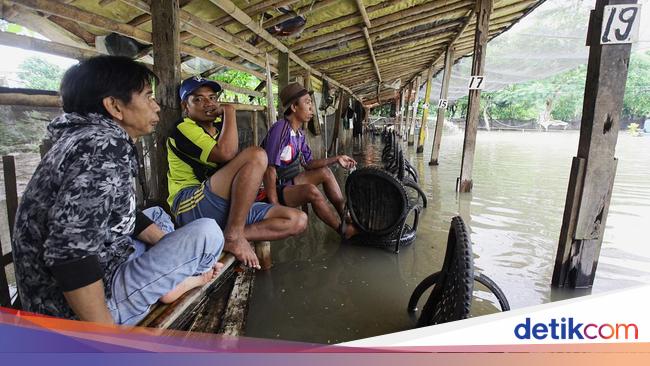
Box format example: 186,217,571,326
224,234,260,269
160,267,216,304
344,222,359,240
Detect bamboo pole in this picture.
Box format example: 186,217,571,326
362,27,382,86
416,65,434,153
355,0,372,29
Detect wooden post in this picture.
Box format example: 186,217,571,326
252,111,259,146
278,50,290,113
151,0,181,206
329,91,347,156
255,241,272,270
265,53,276,126
304,70,321,134
457,0,492,192
396,91,404,136
416,65,434,153
552,0,636,288
429,46,454,165
2,156,18,241
403,82,413,139
407,75,422,146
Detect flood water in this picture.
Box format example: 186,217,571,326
245,128,650,344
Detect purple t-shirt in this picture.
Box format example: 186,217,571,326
262,119,312,168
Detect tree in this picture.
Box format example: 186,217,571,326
17,57,65,91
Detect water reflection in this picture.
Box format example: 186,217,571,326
246,129,650,343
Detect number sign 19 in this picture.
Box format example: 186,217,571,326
601,4,641,44
468,76,485,90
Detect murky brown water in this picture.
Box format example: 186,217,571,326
245,129,650,344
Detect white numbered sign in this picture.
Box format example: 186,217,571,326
468,75,485,90
601,4,641,44
438,99,448,109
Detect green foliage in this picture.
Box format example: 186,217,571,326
17,57,65,91
449,51,650,123
210,70,264,105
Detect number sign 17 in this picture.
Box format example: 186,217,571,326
468,76,485,90
601,4,641,44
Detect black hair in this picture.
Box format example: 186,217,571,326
60,55,158,117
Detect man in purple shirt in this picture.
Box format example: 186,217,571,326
261,83,357,238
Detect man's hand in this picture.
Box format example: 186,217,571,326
336,155,357,170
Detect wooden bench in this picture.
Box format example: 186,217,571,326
0,150,264,334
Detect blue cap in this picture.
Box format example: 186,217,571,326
179,76,222,101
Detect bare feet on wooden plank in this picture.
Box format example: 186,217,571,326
159,261,225,304
224,233,260,270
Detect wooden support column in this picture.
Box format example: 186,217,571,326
329,91,347,155
151,0,181,205
403,83,413,139
429,46,454,165
416,65,434,153
457,0,492,192
552,0,636,288
304,70,321,135
265,53,276,127
395,92,403,136
278,50,290,113
407,75,422,146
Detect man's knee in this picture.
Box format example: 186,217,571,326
242,146,267,167
305,184,323,202
292,210,308,235
316,166,334,181
186,218,224,255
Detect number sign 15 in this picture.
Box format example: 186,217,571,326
601,4,641,44
468,76,485,90
438,99,448,109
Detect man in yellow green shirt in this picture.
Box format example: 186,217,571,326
167,76,307,269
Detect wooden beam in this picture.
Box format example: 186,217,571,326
429,46,454,165
458,0,492,193
265,53,277,126
0,93,61,107
552,0,636,288
407,75,422,145
8,0,267,80
416,65,434,153
355,0,372,29
329,91,347,155
362,27,382,86
206,0,360,101
278,50,290,113
151,0,181,205
402,82,413,138
0,31,100,60
292,0,472,53
304,70,321,135
218,267,255,336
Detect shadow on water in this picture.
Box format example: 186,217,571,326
246,129,650,344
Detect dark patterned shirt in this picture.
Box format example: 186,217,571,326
11,113,138,319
